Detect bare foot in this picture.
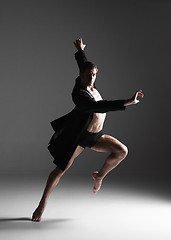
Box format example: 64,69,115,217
32,205,45,222
92,171,103,194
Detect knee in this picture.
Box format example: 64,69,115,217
116,144,128,160
52,167,64,178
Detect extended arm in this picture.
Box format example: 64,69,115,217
73,89,126,113
73,89,144,113
73,38,144,110
74,38,87,71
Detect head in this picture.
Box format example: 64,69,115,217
80,61,98,87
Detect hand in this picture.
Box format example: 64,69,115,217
74,37,86,51
131,90,144,104
124,90,144,106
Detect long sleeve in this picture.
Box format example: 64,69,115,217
75,50,88,71
72,88,126,113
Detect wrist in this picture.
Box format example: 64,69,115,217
124,99,133,106
77,48,84,51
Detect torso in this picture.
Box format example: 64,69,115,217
86,87,106,133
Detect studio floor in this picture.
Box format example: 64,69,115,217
0,175,171,240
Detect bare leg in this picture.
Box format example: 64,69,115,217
32,167,63,222
32,145,84,222
91,134,128,194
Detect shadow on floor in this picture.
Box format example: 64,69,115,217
0,217,73,231
0,217,31,222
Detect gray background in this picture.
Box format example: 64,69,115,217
0,0,170,179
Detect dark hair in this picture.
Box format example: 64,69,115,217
81,61,98,73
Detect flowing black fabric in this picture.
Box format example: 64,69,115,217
48,50,126,171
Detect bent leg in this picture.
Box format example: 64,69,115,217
91,134,128,193
32,145,84,222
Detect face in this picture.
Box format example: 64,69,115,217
81,68,97,87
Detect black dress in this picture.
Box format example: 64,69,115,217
48,50,126,171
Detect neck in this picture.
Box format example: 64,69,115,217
87,85,94,91
80,79,94,91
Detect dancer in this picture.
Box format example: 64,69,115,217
32,38,144,222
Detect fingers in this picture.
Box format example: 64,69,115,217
73,37,86,50
74,37,82,45
132,90,144,105
138,92,144,98
136,90,144,98
73,39,80,50
138,93,144,98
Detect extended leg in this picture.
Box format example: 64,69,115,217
91,134,128,194
32,167,63,222
32,145,84,222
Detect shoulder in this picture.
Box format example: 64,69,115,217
80,89,94,98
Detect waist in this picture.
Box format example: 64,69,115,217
87,113,106,133
79,129,103,140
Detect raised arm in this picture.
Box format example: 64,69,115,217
74,38,88,71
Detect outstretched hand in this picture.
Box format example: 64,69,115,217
132,90,144,104
74,37,86,51
124,90,144,106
